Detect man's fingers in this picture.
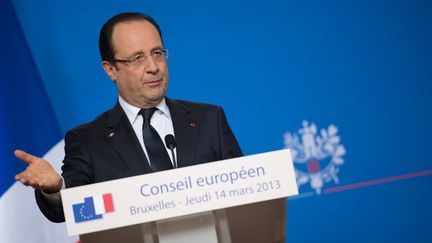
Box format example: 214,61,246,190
16,173,29,185
14,149,38,165
15,168,36,182
15,172,42,189
15,170,28,181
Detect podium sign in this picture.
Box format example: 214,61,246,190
61,149,298,236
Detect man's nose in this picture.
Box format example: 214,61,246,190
145,57,159,73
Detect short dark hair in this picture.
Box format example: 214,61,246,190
99,12,163,62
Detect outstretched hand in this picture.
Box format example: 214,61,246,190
14,150,63,193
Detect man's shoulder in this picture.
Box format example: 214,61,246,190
66,105,118,136
168,98,222,112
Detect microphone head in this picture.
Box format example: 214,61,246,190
165,134,176,149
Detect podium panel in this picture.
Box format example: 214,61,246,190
80,199,286,243
157,212,219,243
227,199,286,243
62,150,297,242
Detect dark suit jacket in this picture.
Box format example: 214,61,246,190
35,98,242,222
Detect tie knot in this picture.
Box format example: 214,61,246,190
139,108,157,123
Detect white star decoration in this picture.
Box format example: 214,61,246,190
79,205,93,219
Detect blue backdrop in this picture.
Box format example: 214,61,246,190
9,0,432,242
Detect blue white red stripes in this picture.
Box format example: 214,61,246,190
94,193,115,215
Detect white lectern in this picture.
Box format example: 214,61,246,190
61,150,298,243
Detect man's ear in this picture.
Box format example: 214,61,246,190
102,61,117,81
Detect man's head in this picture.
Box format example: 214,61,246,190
100,13,168,108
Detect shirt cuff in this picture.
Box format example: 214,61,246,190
40,176,65,205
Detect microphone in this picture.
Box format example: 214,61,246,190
164,134,177,168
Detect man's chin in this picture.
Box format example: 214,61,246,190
144,94,165,105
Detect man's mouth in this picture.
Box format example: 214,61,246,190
143,78,162,87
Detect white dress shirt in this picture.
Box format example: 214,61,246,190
118,96,176,167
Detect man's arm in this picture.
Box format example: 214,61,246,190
15,129,95,223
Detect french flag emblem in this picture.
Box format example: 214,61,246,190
72,193,114,223
94,194,114,215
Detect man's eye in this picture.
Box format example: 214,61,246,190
132,55,144,63
152,51,163,57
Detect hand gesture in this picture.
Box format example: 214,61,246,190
14,150,63,193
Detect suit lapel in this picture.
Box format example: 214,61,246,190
105,102,152,175
167,99,199,167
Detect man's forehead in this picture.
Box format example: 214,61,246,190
111,20,162,54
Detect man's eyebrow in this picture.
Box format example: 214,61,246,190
125,47,163,58
125,51,144,59
150,46,164,52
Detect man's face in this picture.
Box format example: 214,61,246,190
103,20,168,108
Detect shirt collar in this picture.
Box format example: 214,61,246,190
118,96,170,124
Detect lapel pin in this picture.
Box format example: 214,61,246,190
190,122,197,128
107,131,116,138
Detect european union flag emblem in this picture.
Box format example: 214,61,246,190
72,197,103,223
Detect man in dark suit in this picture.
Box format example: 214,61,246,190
15,12,242,222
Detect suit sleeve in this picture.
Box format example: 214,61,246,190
35,129,94,223
34,189,65,223
216,106,243,159
61,129,94,188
